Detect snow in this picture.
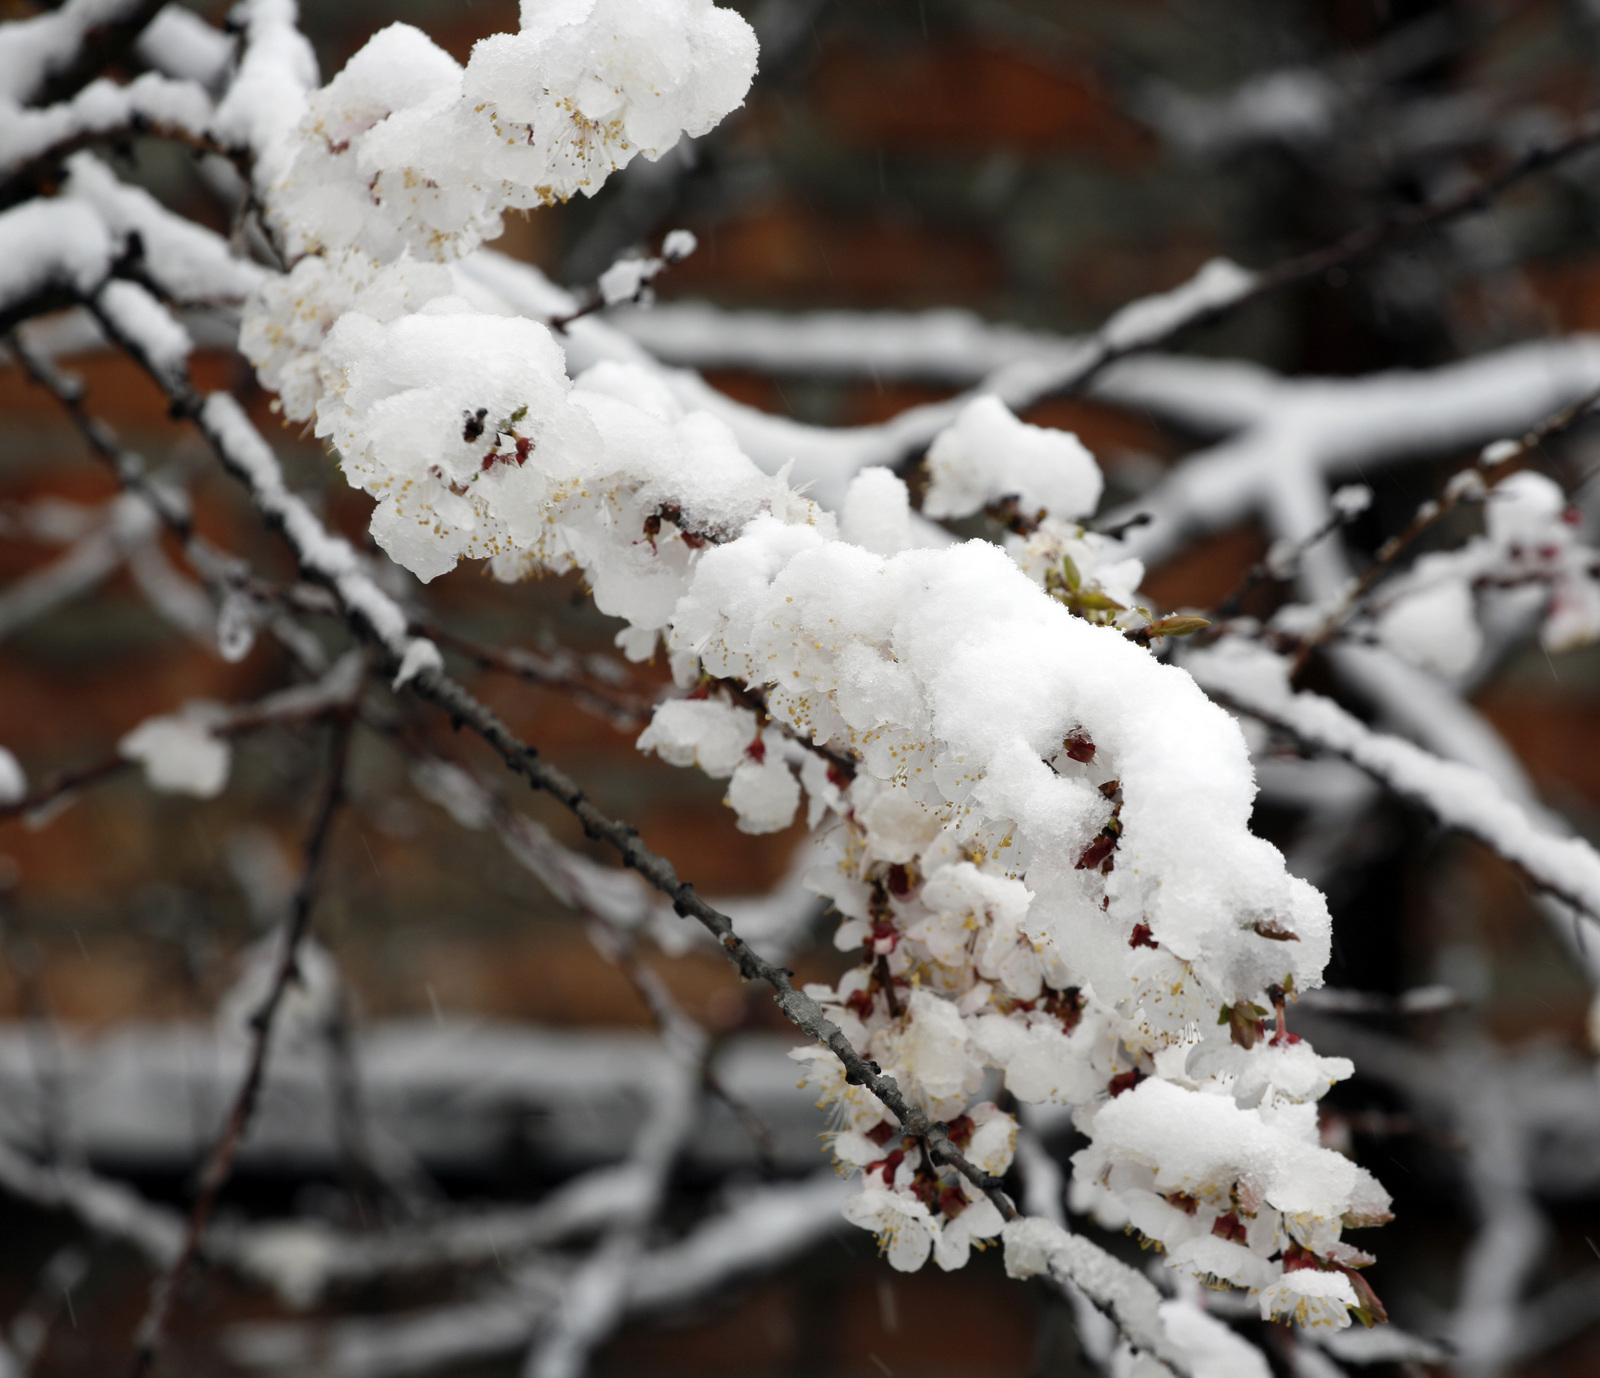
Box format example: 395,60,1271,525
598,256,654,307
611,299,1093,384
196,391,426,665
1330,484,1372,518
1079,1077,1385,1281
1112,337,1600,571
95,279,191,384
83,0,1376,1332
922,394,1103,522
1001,1217,1174,1364
1140,68,1343,158
838,467,914,555
1355,469,1600,675
0,0,136,104
596,231,700,307
661,228,697,260
0,198,113,311
134,6,237,90
264,1,756,261
0,72,212,178
1375,578,1481,678
210,0,318,190
391,637,443,690
1158,1300,1273,1378
119,710,232,798
63,152,268,304
1101,258,1257,353
1189,641,1600,922
0,747,25,807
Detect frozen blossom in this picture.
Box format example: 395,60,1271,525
1258,1269,1362,1329
264,2,755,262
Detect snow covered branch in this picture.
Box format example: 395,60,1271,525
14,1,1600,1371
1190,644,1600,935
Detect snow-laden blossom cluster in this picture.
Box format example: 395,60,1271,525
1372,470,1600,677
233,0,1390,1331
267,3,756,262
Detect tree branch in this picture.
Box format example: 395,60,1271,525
1,0,169,109
102,259,1195,1378
1288,379,1600,678
1190,645,1600,928
124,714,352,1378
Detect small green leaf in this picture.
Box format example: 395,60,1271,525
1060,553,1082,594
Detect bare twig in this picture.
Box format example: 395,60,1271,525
124,716,352,1378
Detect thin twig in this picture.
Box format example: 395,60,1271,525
124,715,352,1378
1289,379,1600,679
420,621,655,729
0,663,365,824
99,308,1016,1217
1063,112,1600,402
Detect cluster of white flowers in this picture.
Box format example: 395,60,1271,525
236,0,1389,1331
267,3,756,263
1373,469,1600,677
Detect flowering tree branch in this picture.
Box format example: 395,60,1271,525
70,232,1214,1374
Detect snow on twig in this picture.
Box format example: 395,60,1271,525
0,1136,183,1269
0,198,115,333
1110,337,1600,569
225,1172,851,1378
1189,643,1600,933
0,0,167,108
1289,380,1600,677
583,110,1600,488
133,5,236,92
0,72,215,191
